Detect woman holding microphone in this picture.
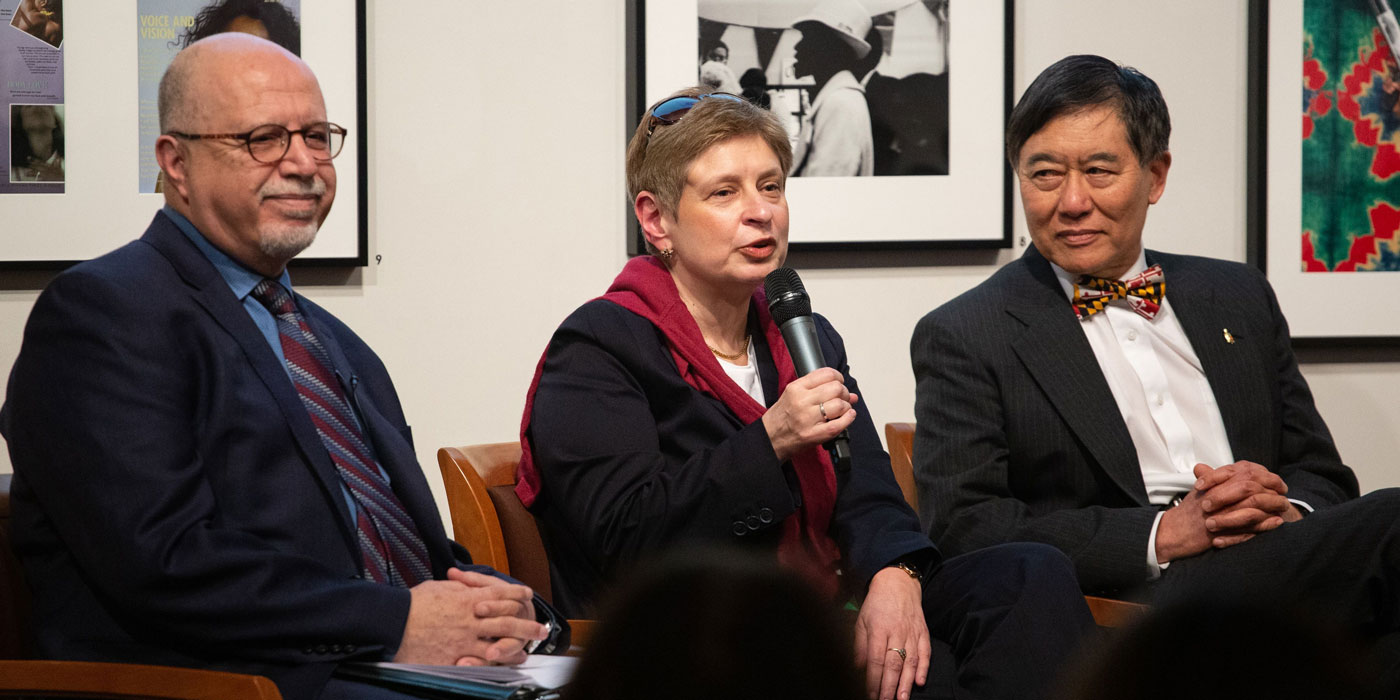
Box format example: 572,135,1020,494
516,87,1091,700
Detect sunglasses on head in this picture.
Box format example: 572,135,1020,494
644,92,747,138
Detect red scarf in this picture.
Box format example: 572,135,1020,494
516,256,841,598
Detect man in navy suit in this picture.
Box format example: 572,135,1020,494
1,34,564,700
912,54,1400,681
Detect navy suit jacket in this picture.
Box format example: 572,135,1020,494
1,213,559,700
910,245,1358,593
527,299,937,618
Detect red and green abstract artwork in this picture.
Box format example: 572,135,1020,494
1302,0,1400,271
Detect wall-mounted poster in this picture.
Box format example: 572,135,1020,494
2,0,65,194
136,0,302,194
0,0,365,271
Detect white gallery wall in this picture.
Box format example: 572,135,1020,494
1,0,1396,535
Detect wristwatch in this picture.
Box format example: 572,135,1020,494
894,560,922,583
523,620,553,654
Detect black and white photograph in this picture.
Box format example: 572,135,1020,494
697,0,949,177
634,0,1008,250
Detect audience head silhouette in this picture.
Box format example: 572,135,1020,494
565,549,863,700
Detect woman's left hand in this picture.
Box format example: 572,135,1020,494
854,566,930,700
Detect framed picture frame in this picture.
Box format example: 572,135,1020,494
0,0,367,271
1246,0,1400,346
625,0,1013,254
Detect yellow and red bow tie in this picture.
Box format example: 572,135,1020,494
1071,264,1165,320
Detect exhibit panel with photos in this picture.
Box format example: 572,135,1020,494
0,0,365,270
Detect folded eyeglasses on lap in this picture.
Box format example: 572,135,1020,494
644,92,746,139
166,122,347,163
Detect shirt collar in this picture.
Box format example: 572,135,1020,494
1049,248,1149,302
163,205,293,300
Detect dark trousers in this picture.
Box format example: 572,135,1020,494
320,677,426,699
916,542,1095,700
1153,487,1400,692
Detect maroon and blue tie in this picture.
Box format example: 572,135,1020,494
252,279,432,587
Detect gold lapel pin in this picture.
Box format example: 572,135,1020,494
1223,328,1235,344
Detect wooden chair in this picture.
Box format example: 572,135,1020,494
436,444,595,649
883,423,1148,628
0,474,283,699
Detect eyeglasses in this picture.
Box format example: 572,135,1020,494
166,122,347,163
644,92,746,138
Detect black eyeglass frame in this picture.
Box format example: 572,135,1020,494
166,122,348,163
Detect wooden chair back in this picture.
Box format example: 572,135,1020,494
882,422,1148,627
883,423,921,510
0,475,283,698
436,443,597,649
437,443,553,599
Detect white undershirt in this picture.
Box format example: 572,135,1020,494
1052,251,1236,578
718,340,766,405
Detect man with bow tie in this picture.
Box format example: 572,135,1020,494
911,54,1400,664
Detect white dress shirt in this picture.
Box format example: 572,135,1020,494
1051,251,1236,578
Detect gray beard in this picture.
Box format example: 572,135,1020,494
258,221,319,261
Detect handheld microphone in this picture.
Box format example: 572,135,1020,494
764,267,853,472
1372,0,1400,68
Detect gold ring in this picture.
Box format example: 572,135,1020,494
889,647,906,661
819,402,828,420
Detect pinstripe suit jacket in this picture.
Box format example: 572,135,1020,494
910,245,1358,593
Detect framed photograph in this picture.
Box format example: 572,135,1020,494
0,0,367,270
626,0,1013,254
1247,0,1400,345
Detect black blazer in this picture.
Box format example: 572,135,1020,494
1,213,560,700
527,299,937,617
910,245,1358,593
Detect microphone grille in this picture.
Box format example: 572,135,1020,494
764,267,811,324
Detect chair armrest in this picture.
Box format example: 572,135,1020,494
1084,595,1149,628
563,619,597,656
0,660,282,699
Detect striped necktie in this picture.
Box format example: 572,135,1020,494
251,279,432,587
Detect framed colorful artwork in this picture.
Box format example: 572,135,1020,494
1247,0,1400,345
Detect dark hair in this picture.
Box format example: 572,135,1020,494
179,0,301,55
10,105,64,167
564,549,862,700
1006,54,1170,165
699,38,728,61
739,68,771,109
1056,600,1381,700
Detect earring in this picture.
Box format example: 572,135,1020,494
657,248,676,263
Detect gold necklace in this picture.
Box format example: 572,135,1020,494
708,335,750,362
